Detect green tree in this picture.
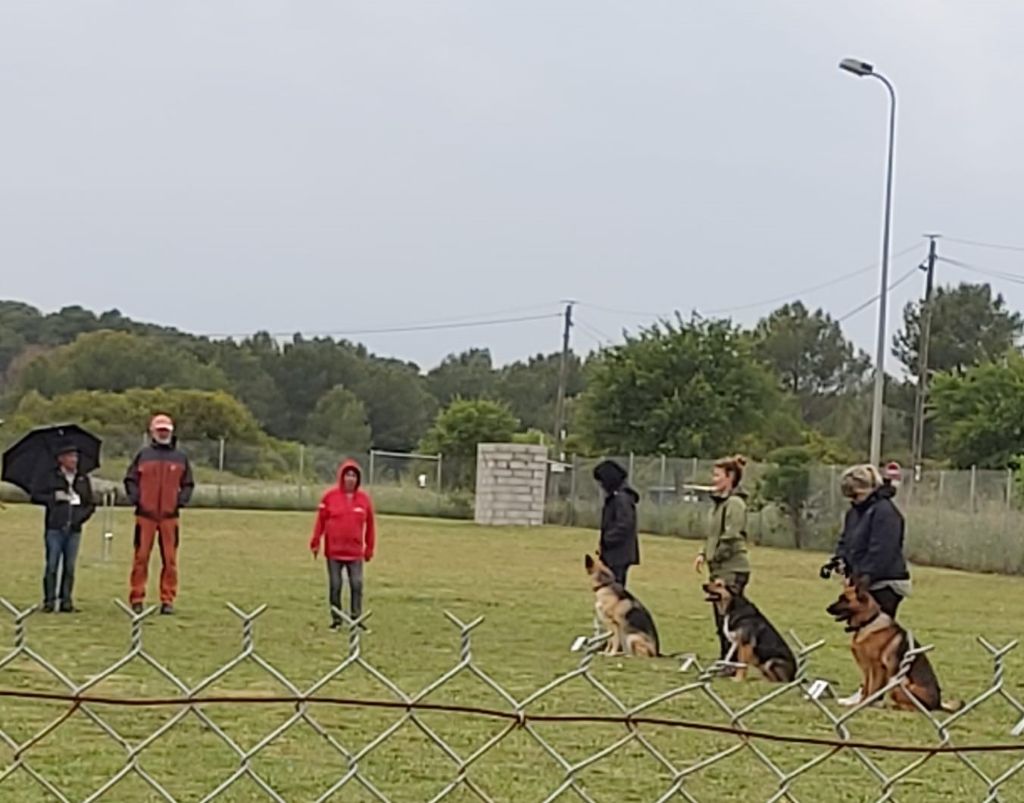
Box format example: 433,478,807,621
420,399,520,487
753,302,870,424
495,351,584,433
262,336,368,438
894,282,1023,376
577,317,799,456
306,386,372,453
15,330,228,396
930,352,1024,468
761,446,813,548
426,349,496,405
355,361,437,451
14,388,265,441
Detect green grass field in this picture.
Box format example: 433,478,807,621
2,505,1024,802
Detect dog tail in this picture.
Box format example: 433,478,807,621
940,698,965,713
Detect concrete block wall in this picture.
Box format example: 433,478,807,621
474,443,548,526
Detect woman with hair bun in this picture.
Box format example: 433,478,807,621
694,454,751,660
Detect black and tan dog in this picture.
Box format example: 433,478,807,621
702,579,797,682
826,577,963,712
584,553,660,657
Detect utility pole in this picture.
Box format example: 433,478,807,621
553,301,575,460
911,234,939,474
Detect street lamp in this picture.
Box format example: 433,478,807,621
840,57,896,467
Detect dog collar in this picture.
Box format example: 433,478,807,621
846,611,881,633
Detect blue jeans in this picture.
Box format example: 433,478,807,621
43,529,81,609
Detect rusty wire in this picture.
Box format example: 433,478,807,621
2,597,1024,802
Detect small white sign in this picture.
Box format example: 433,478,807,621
805,679,834,701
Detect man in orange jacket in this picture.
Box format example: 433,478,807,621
124,414,195,615
310,459,376,630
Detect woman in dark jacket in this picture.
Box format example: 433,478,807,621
826,463,911,707
593,460,639,588
829,463,911,617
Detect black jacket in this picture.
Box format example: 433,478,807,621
834,488,909,583
599,487,640,567
31,467,96,533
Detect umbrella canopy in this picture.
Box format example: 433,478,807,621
2,424,102,494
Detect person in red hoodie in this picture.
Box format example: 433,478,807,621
309,459,376,629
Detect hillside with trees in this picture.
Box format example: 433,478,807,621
3,286,1023,472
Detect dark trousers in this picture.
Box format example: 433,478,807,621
609,563,630,588
327,559,364,624
43,529,82,609
712,572,750,660
870,587,903,618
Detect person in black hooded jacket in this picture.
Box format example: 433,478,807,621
593,459,639,587
829,463,911,617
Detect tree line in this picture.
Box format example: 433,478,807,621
1,282,1022,471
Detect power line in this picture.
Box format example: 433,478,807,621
937,255,1024,285
699,243,922,316
835,264,921,324
204,311,563,340
575,317,616,346
943,236,1024,254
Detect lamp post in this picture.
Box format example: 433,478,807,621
839,57,896,467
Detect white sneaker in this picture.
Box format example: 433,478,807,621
837,689,863,707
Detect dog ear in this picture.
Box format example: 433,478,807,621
585,554,595,571
851,575,871,598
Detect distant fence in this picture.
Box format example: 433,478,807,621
2,599,1024,802
3,433,1024,574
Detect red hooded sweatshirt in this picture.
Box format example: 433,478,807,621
310,460,376,561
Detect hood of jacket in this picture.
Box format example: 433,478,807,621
337,459,363,489
593,459,629,494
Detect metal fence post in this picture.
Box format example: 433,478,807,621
102,490,114,562
368,449,376,486
568,454,577,527
691,456,698,482
970,465,978,513
628,452,634,479
829,465,836,510
217,436,226,508
298,444,305,506
436,453,444,515
658,454,667,505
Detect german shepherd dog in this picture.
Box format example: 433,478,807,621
702,578,797,682
826,577,963,712
584,554,660,657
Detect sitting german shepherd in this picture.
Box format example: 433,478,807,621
584,553,660,657
826,577,963,712
702,578,797,682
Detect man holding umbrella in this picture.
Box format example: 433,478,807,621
2,424,102,614
125,414,194,615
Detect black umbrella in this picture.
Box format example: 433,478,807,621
2,424,102,494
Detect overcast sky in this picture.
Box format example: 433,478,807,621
3,2,1024,370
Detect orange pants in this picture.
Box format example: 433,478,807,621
130,517,179,605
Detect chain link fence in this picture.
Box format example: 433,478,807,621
3,430,1024,573
3,598,1024,801
548,456,1024,575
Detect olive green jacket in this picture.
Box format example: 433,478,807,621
701,488,751,579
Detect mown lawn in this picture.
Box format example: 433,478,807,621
2,505,1024,802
